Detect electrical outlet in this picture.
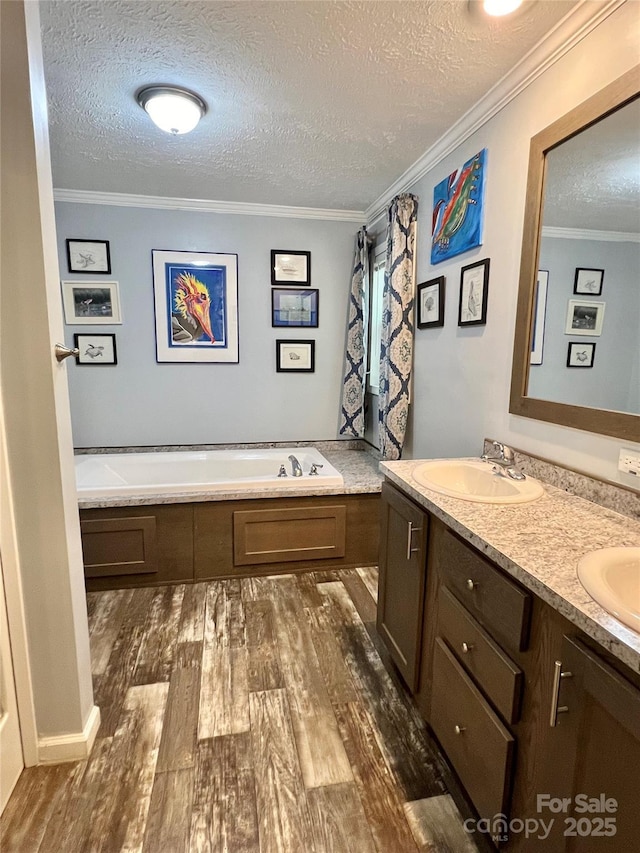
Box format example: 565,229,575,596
618,448,640,476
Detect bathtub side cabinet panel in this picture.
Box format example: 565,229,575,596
79,505,194,591
194,494,380,580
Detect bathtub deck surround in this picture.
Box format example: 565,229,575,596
0,569,480,853
76,448,383,591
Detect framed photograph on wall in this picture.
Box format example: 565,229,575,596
567,341,596,368
564,300,605,336
66,239,111,274
276,339,315,372
74,333,117,365
271,250,311,286
458,258,489,326
530,270,548,365
417,276,445,329
574,267,604,296
61,281,122,324
272,288,318,327
152,249,239,363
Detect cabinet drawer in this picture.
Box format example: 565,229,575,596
438,586,523,724
439,528,531,652
431,637,515,820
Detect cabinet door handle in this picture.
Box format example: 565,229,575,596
466,578,477,591
454,725,466,735
549,659,572,727
406,521,422,560
461,642,474,654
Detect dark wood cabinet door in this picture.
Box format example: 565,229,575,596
376,482,429,691
534,635,640,852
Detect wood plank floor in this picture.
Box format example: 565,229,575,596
1,568,479,853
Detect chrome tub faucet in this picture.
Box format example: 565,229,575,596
288,454,303,477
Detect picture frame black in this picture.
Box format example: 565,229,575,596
458,258,489,326
272,287,318,327
74,333,118,365
417,276,445,329
567,341,596,368
66,239,111,274
573,267,604,296
275,339,315,372
271,250,311,286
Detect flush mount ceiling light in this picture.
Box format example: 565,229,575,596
483,0,523,15
136,86,207,135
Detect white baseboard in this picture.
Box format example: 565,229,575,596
37,704,101,764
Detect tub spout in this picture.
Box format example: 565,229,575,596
288,454,303,477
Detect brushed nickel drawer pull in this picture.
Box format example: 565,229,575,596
406,521,422,560
461,642,474,654
549,660,572,727
466,578,477,591
454,725,466,735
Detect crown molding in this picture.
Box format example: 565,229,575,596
542,225,640,243
365,0,626,226
53,188,366,223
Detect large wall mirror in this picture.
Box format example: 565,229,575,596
510,66,639,442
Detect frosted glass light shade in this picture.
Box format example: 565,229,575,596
137,86,206,135
483,0,523,15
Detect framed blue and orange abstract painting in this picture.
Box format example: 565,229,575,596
152,249,239,363
431,148,487,265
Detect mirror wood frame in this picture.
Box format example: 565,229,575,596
509,65,640,442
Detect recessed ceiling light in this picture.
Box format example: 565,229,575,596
483,0,523,16
136,86,207,135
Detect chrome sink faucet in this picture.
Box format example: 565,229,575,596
288,454,303,477
481,441,526,481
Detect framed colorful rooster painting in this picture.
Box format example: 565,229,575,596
152,250,239,363
431,148,487,265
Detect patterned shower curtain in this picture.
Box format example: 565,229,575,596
378,193,419,460
339,227,369,438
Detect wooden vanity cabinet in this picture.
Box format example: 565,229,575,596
378,481,640,852
377,481,429,691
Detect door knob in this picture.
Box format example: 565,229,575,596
54,343,79,362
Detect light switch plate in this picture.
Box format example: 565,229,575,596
618,448,640,476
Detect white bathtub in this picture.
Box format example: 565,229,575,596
75,447,344,499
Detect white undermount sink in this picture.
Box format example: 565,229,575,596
577,547,640,634
411,459,544,504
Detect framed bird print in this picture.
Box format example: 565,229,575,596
152,249,239,363
458,258,489,326
61,281,122,324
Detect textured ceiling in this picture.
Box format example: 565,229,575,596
40,0,578,210
544,97,640,233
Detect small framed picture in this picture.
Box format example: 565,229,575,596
276,339,315,372
66,239,111,274
567,341,596,368
417,276,445,329
61,281,122,324
271,250,311,286
458,258,489,326
564,300,605,336
272,288,318,327
530,270,548,365
74,333,118,365
574,267,604,296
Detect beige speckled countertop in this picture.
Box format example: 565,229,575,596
77,449,383,510
381,459,640,674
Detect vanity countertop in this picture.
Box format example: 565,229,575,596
381,458,640,674
77,449,383,509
